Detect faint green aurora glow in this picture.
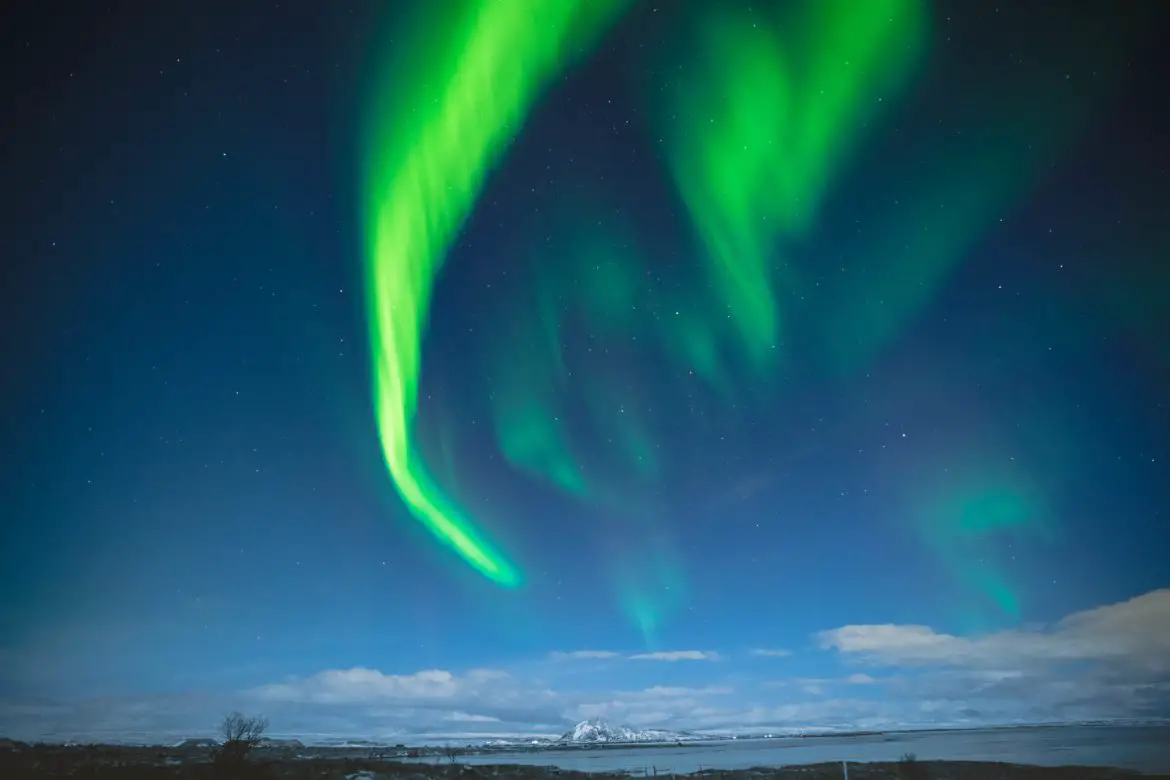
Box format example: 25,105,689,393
656,0,928,376
615,543,689,647
361,0,627,586
818,9,1138,376
488,212,659,498
474,0,930,634
484,203,686,641
914,464,1055,623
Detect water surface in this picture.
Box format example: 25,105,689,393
446,727,1170,775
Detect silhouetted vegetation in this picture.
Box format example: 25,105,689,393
214,711,270,769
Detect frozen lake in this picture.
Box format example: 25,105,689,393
444,726,1170,775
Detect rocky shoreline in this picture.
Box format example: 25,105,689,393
1,743,1168,780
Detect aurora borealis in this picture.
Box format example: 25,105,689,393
362,0,629,587
4,0,1170,742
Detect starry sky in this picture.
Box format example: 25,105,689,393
3,0,1169,744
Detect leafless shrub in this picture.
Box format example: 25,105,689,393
214,711,269,767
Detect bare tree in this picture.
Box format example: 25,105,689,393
214,711,268,766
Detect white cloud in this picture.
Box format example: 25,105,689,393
5,590,1168,743
749,648,792,658
816,589,1170,723
253,667,512,705
640,686,734,697
817,589,1170,669
550,650,728,663
782,675,878,691
443,712,500,723
628,650,722,662
547,650,621,660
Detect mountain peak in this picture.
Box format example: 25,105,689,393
560,718,693,744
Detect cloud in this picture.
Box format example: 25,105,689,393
547,650,621,660
749,648,793,658
4,590,1169,743
253,667,513,705
782,675,878,694
817,589,1170,722
628,650,722,662
443,712,500,723
817,589,1170,669
549,649,722,662
640,686,734,697
550,650,728,663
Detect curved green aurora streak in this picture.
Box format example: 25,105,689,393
361,0,628,586
362,0,1137,628
655,0,927,376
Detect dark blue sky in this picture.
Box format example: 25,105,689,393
3,0,1169,743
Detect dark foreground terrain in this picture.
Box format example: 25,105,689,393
1,744,1167,780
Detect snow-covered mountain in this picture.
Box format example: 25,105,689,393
559,718,696,744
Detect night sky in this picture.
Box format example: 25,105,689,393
3,0,1169,744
